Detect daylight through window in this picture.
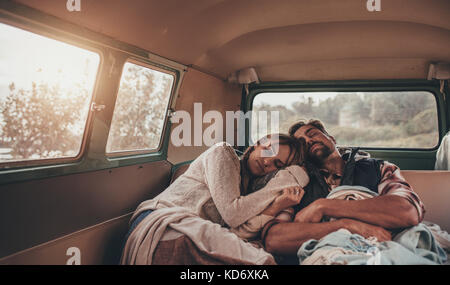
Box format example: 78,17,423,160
252,91,439,149
106,62,174,154
0,23,100,164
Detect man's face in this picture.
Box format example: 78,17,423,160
293,125,336,165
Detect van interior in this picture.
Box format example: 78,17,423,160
0,0,449,265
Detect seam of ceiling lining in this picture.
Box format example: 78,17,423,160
192,20,450,78
200,19,450,54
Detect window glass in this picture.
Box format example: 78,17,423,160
252,91,439,149
0,23,100,163
106,62,174,154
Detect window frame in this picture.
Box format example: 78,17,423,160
246,80,446,152
0,3,185,185
105,58,177,158
0,19,103,170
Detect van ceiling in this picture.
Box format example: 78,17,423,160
13,0,450,81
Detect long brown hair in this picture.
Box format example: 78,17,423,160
242,134,305,165
240,133,306,192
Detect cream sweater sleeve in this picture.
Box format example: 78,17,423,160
230,166,309,240
204,143,309,228
203,143,278,228
230,214,275,240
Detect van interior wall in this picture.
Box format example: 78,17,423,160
0,161,172,260
0,68,241,264
167,68,242,164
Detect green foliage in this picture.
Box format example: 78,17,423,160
405,109,439,136
1,81,89,160
0,63,173,162
253,91,439,148
106,64,173,152
330,125,400,145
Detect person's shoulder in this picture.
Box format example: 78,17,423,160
376,160,403,175
208,141,236,155
438,132,450,147
204,142,240,164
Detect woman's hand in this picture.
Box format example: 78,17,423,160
263,187,304,216
274,187,304,209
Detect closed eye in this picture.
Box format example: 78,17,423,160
309,131,319,138
305,127,319,138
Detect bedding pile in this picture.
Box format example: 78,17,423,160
298,225,447,265
297,186,450,265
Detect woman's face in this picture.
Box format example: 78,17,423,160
247,138,294,177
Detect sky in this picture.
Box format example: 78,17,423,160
0,22,101,155
0,22,100,102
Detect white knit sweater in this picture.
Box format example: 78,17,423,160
132,142,309,235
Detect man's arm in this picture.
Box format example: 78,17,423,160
295,161,425,229
299,195,419,229
263,218,391,255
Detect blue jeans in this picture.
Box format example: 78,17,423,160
122,209,153,248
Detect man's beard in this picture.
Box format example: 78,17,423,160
307,142,333,167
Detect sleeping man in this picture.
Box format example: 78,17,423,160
260,119,439,264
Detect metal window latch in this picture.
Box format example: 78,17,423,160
167,108,176,119
91,102,106,112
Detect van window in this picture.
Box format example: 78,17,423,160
0,23,100,164
252,91,439,149
106,62,174,154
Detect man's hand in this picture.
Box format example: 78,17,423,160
294,198,325,223
294,200,392,241
341,218,392,242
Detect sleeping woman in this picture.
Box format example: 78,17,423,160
121,134,309,264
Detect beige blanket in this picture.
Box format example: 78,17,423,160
120,207,276,265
